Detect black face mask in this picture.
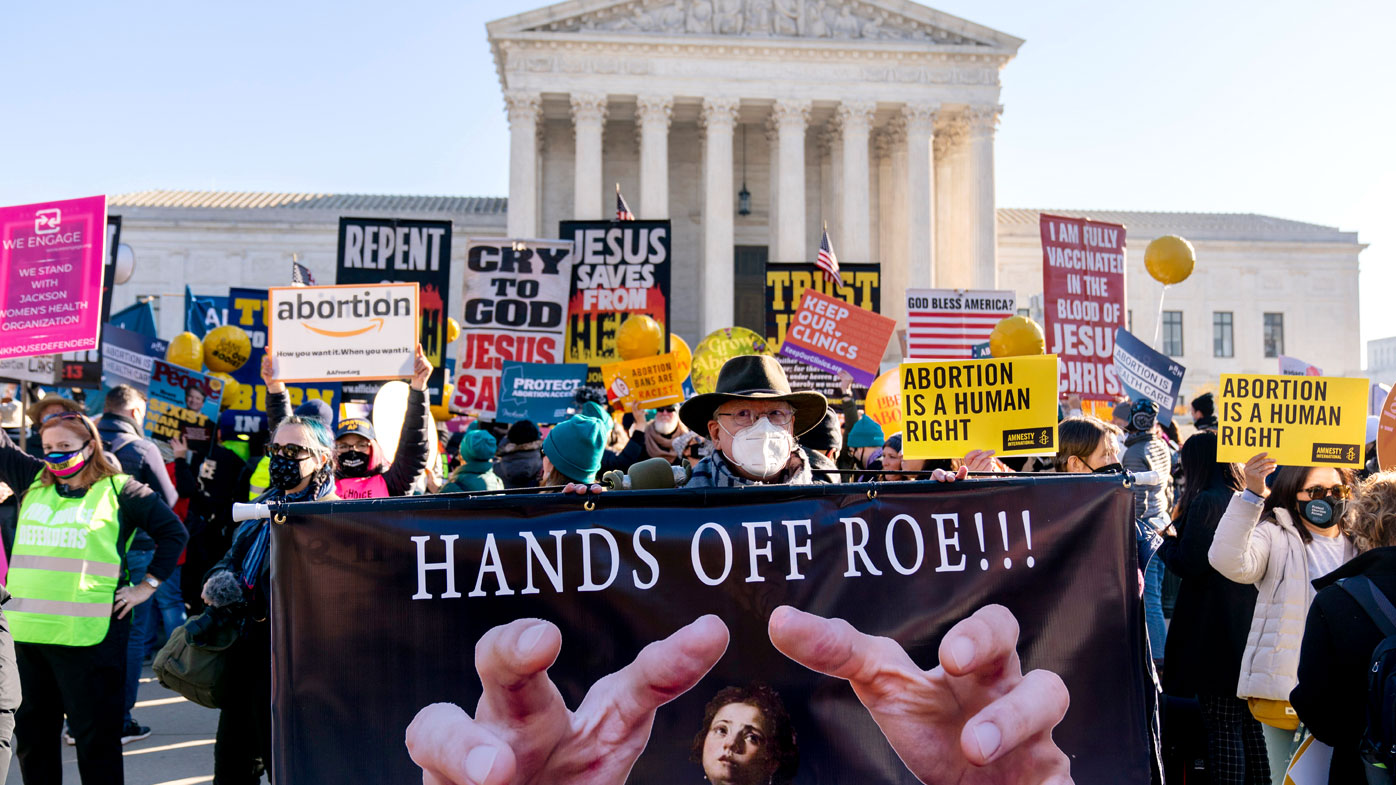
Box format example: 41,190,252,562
1301,498,1348,529
337,450,371,477
269,454,311,491
1089,462,1125,475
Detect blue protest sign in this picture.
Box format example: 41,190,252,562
496,362,588,424
1113,328,1186,414
100,324,169,394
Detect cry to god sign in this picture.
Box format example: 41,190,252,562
900,355,1059,460
268,283,418,383
1218,374,1368,467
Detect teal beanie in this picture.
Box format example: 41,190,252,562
459,430,497,473
543,414,608,484
847,415,885,448
581,401,613,432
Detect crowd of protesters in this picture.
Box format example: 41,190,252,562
0,343,1392,785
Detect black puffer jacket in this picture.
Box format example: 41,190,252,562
496,440,542,489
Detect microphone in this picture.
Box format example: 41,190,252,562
599,457,690,490
1130,470,1163,487
232,502,271,523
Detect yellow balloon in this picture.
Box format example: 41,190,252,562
203,325,252,373
446,318,461,344
988,316,1046,358
668,333,692,379
166,332,204,371
431,383,455,423
616,315,664,360
1145,235,1196,286
864,369,902,437
691,327,770,394
207,372,238,409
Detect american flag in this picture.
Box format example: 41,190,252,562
291,258,315,287
615,184,635,221
906,289,1017,359
815,225,841,288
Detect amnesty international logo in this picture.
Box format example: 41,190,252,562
1003,427,1054,452
1311,443,1359,464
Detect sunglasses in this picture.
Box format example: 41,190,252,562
267,443,314,461
1301,484,1352,500
41,410,85,424
655,407,676,413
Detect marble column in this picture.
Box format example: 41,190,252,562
701,97,740,334
881,119,909,333
570,93,607,221
635,95,673,220
933,114,966,287
765,114,781,251
505,90,541,238
771,99,810,263
837,101,875,262
822,124,842,246
903,103,938,291
965,105,1001,289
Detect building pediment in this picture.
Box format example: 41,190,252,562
488,0,1022,50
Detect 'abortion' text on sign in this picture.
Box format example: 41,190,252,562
268,283,418,384
900,355,1059,460
1218,373,1368,467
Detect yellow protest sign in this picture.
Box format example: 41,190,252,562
900,355,1059,460
1218,374,1368,467
601,352,684,410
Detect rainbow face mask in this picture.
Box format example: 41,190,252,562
44,444,89,478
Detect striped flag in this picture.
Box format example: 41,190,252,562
291,257,315,287
815,225,841,288
615,184,635,221
905,289,1017,359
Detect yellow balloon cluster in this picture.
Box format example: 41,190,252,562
616,315,664,360
988,316,1045,358
203,325,252,373
1144,235,1196,286
165,332,203,371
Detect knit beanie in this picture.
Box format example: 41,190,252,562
798,409,842,452
506,419,541,445
459,430,498,473
847,415,885,448
542,414,608,484
294,398,334,428
581,401,613,432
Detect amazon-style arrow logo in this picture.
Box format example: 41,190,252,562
301,318,384,338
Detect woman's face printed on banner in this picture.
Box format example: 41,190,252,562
702,702,777,785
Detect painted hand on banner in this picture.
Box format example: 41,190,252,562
768,604,1073,785
411,344,434,392
405,615,730,785
261,350,285,395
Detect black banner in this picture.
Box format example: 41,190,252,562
559,220,671,386
335,217,452,404
765,262,880,405
271,475,1149,784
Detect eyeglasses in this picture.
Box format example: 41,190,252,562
716,408,794,428
1301,484,1352,500
267,443,313,461
334,442,368,453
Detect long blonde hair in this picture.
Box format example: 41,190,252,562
1352,471,1396,553
37,413,122,489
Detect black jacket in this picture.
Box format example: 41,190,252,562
1291,546,1396,785
267,389,430,497
496,441,543,489
807,449,839,483
1157,486,1258,697
96,414,179,509
173,443,248,609
0,439,187,584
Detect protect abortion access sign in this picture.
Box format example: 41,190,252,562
268,283,418,383
0,196,108,359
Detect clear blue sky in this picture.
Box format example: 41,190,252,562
4,0,1393,359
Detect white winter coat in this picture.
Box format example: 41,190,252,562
1207,491,1356,700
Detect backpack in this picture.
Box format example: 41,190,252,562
1338,576,1396,783
152,611,241,709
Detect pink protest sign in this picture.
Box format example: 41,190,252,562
0,196,108,360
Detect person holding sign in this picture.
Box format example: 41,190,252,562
262,346,434,499
614,403,690,471
0,411,186,785
1120,399,1174,669
1208,455,1360,781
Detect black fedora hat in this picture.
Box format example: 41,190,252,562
679,355,827,436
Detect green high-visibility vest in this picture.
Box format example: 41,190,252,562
8,475,130,646
248,456,270,501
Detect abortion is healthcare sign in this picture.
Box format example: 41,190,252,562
0,196,108,359
268,283,419,384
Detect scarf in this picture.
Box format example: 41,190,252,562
685,448,813,489
643,421,687,462
241,469,334,590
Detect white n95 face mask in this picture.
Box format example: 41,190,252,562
724,416,793,478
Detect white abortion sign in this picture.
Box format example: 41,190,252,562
267,283,418,383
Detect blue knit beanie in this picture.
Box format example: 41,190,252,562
542,413,608,484
848,416,885,448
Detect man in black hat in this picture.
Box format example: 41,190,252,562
677,355,828,488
